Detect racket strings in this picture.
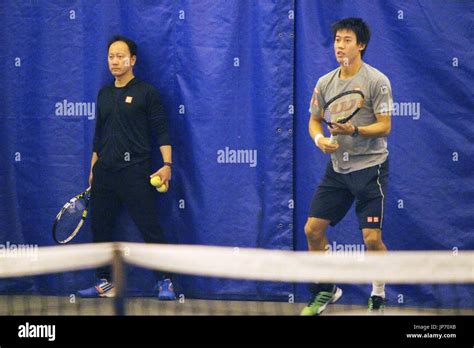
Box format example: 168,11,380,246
322,90,365,127
53,193,90,244
325,94,364,125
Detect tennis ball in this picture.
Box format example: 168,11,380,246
150,176,163,187
156,182,168,193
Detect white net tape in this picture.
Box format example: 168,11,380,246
1,242,473,284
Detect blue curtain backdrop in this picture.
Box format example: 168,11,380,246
0,0,472,307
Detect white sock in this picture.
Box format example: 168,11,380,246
371,281,385,298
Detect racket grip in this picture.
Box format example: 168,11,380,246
329,135,337,144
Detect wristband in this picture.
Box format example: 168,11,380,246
164,162,173,167
314,133,324,147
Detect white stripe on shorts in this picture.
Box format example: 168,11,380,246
376,164,385,229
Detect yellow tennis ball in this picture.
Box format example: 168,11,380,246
150,176,163,187
156,182,168,193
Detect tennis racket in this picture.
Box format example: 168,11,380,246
321,90,365,143
52,187,91,244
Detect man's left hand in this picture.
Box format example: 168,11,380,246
150,165,172,186
329,121,356,136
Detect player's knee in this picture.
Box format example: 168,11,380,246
304,219,327,241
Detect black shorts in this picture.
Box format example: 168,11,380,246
308,160,388,230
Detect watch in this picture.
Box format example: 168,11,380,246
351,126,359,137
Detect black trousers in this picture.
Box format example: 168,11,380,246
90,159,169,280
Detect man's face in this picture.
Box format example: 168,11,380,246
108,41,136,77
333,29,365,66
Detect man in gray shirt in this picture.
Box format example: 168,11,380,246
301,18,392,316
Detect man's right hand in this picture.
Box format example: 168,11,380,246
316,136,339,154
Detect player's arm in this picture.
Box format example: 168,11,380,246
148,88,173,185
160,145,172,164
308,81,339,154
156,145,172,183
89,152,98,186
358,76,392,137
309,113,324,140
309,114,339,154
332,74,393,138
330,112,391,138
358,112,391,137
89,91,103,186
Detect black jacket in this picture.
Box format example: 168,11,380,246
93,77,170,169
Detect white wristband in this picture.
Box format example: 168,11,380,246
314,133,324,147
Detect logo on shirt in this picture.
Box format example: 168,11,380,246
367,216,380,223
125,96,133,103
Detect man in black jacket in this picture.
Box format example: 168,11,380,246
78,35,175,300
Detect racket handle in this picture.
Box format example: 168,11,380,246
329,135,338,144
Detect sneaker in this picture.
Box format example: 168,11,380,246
300,287,343,316
368,295,386,312
77,278,115,298
157,278,176,300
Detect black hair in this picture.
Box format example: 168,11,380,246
107,35,138,57
331,18,371,58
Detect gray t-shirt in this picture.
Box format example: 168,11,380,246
309,62,392,174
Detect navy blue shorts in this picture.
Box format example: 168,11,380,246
308,160,388,230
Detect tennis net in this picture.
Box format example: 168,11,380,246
1,242,473,316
